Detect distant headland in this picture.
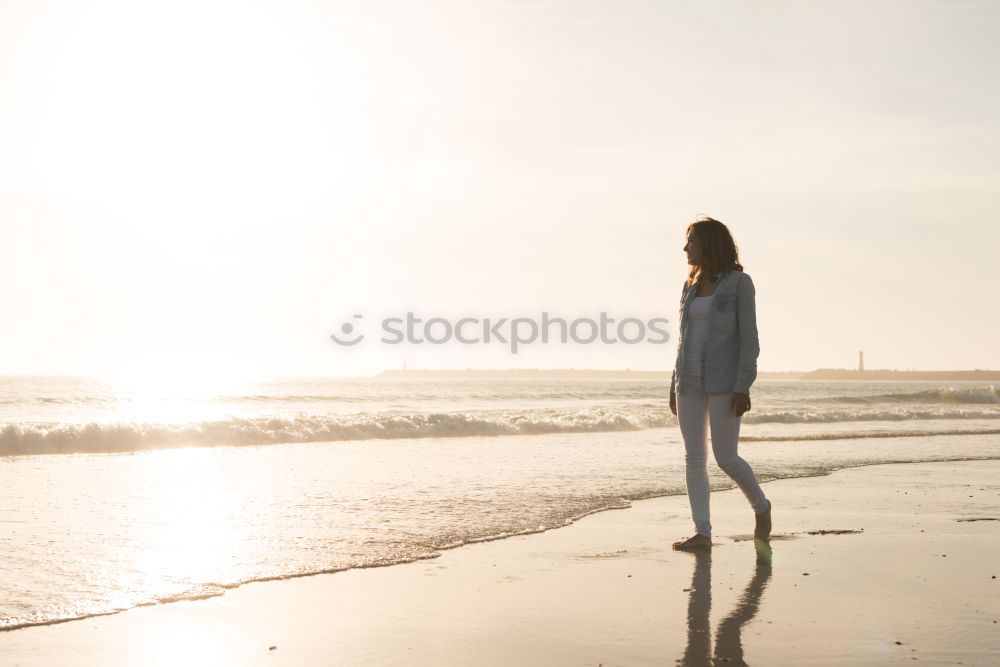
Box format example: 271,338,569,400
375,368,1000,381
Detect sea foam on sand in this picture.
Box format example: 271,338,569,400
2,459,998,666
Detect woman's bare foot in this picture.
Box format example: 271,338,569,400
672,534,712,551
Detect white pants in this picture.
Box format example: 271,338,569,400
677,373,769,537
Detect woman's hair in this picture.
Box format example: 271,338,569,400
686,215,744,287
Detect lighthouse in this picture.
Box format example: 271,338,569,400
858,351,864,372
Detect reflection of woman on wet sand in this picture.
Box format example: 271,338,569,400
669,217,771,550
680,548,772,666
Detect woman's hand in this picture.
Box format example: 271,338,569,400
669,391,677,416
731,392,751,417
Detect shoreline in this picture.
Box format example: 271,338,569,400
3,453,999,636
3,458,999,665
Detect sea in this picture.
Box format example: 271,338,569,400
2,375,999,632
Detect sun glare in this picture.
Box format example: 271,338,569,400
103,359,260,424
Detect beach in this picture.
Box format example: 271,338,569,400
5,0,1000,662
3,458,998,666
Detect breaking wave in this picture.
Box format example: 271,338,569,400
0,407,666,456
3,402,1000,455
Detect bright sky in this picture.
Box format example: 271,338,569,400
1,0,998,380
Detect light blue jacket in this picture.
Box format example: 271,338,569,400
670,269,760,396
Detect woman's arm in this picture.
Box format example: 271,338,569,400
733,273,760,394
670,280,687,396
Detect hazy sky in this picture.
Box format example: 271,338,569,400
2,0,998,380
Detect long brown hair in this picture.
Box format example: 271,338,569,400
686,216,744,287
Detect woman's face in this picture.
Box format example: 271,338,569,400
684,231,702,266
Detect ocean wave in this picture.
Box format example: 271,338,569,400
3,403,1000,455
0,389,668,407
0,407,668,456
744,407,1000,423
220,389,667,403
0,395,119,405
817,386,1000,405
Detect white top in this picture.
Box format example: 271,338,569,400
683,295,714,375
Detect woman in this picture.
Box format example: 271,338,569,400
669,216,771,550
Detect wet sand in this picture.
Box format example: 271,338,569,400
2,459,998,666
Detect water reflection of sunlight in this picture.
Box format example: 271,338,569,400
107,366,256,424
130,448,237,593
